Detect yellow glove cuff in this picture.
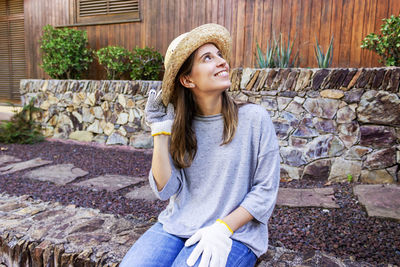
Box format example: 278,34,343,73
216,219,234,235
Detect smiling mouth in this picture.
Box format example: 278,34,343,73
215,70,228,77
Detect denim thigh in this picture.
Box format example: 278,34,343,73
172,238,257,267
119,222,185,267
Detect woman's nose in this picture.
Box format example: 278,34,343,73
216,56,227,67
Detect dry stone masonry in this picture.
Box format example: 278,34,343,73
20,67,400,184
0,192,376,267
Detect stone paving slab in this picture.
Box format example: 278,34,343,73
0,193,373,267
74,174,144,192
125,184,158,201
276,187,339,208
0,158,52,175
23,164,89,185
0,155,21,166
353,184,400,221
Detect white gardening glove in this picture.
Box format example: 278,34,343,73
144,89,174,136
185,219,233,267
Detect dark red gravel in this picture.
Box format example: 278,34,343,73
0,140,399,266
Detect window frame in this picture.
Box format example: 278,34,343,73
67,0,141,27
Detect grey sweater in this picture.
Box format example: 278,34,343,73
148,103,280,257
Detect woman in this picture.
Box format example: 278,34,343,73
120,23,280,267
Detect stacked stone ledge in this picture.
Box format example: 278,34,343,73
0,193,151,266
21,67,400,184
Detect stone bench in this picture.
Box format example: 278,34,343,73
0,193,374,267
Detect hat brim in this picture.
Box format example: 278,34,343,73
162,24,232,106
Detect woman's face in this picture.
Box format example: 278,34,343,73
182,43,231,96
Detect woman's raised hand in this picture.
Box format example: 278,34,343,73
145,89,175,136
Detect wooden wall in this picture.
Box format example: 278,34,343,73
25,0,400,80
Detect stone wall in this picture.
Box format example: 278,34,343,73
0,193,149,266
20,67,400,183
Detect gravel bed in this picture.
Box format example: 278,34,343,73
0,140,399,266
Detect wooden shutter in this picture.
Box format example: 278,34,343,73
77,0,140,24
0,0,25,101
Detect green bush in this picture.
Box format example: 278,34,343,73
314,35,334,68
0,99,44,144
361,14,400,66
96,46,132,80
130,47,164,80
40,25,93,79
255,33,299,68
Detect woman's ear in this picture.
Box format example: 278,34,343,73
179,75,195,88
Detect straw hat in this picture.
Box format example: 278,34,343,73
161,23,232,106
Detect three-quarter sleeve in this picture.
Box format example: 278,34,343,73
240,110,280,224
148,154,183,201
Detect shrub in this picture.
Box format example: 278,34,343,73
314,35,334,68
96,46,132,80
0,99,44,144
40,25,93,79
130,47,164,80
255,33,299,68
361,14,400,66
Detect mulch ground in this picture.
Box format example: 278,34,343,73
0,140,399,266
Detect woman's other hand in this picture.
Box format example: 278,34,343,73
185,220,233,267
145,89,175,136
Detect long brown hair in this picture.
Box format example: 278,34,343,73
169,49,241,169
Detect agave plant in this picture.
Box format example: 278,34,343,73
255,33,299,68
256,40,276,68
273,33,299,68
314,35,334,68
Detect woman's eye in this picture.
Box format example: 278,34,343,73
204,55,211,61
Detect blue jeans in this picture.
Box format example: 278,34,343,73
120,222,257,267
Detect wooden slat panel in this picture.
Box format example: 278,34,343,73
330,0,344,67
243,0,254,67
0,0,24,100
388,0,400,17
229,0,238,67
8,0,23,15
361,0,377,67
0,0,6,16
234,0,246,67
77,0,139,23
318,0,332,65
350,0,365,67
289,0,301,64
308,0,322,67
260,0,273,66
299,0,312,66
0,20,11,99
371,0,389,66
252,0,264,66
338,0,354,67
23,0,400,81
10,19,25,99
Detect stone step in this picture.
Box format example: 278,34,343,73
353,184,400,221
0,155,21,166
23,164,88,185
0,158,52,175
125,184,158,201
74,174,145,192
276,187,340,209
